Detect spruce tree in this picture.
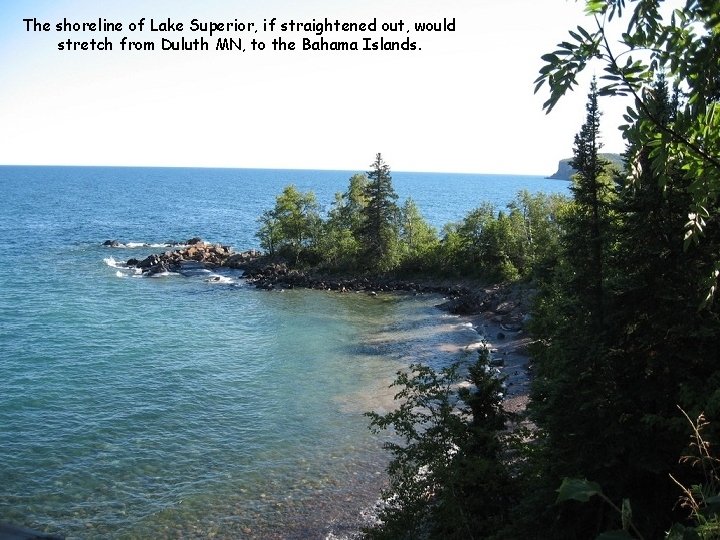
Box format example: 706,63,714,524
359,153,400,270
524,81,620,537
567,77,613,329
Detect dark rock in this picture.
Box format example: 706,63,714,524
186,237,204,245
495,301,516,315
126,258,140,266
103,239,120,247
146,261,171,276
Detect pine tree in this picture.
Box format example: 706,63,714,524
522,81,621,537
567,77,613,329
359,153,400,270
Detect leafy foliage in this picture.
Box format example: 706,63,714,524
535,0,720,293
318,173,369,270
397,197,439,273
523,2,720,536
365,346,519,540
255,184,321,264
435,193,568,282
256,157,565,281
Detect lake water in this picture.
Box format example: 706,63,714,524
0,166,569,538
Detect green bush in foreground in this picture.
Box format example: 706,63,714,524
364,346,520,540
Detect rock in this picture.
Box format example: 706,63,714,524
497,332,506,340
147,261,171,276
103,239,120,247
495,301,516,315
126,258,140,266
186,237,204,245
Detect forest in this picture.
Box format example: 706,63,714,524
255,1,720,538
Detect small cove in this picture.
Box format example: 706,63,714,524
0,166,567,537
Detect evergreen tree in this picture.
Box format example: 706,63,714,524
359,153,400,270
567,77,613,329
523,77,720,539
522,82,621,537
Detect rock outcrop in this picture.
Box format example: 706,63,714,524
547,153,624,180
111,238,536,333
123,240,263,276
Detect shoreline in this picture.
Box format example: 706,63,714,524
108,239,535,414
106,241,535,538
470,310,532,415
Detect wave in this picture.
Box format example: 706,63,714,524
205,275,235,284
105,257,142,277
104,241,189,249
103,256,124,269
148,271,177,278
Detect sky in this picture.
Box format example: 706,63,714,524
0,0,633,175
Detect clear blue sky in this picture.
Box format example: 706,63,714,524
0,0,630,174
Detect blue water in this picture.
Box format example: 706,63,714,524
0,166,569,538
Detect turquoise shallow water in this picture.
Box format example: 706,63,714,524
0,166,568,538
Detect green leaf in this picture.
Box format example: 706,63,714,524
585,0,606,15
556,477,602,503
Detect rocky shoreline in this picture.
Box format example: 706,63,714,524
103,238,535,537
106,239,528,314
105,238,535,412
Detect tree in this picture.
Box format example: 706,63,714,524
567,78,614,329
330,173,368,234
507,190,568,278
453,203,497,277
398,197,438,272
359,153,400,271
320,174,369,269
365,347,518,539
256,209,281,256
262,184,321,264
525,7,720,533
520,82,625,537
534,0,720,300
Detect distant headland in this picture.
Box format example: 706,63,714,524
547,152,623,180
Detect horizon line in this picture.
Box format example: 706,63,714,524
0,162,558,177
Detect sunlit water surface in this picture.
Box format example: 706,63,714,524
0,166,568,538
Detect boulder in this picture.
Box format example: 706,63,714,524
495,301,516,315
103,239,120,247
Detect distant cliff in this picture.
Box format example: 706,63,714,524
548,153,624,180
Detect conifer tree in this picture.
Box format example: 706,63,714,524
359,153,400,270
524,81,621,537
567,77,613,329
